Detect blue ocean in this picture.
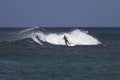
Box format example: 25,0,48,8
0,27,120,80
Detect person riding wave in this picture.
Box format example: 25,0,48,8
63,35,71,46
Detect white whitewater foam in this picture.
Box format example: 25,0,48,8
31,29,101,46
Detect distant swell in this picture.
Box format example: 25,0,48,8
18,28,101,46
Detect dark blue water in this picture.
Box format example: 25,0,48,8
0,27,120,80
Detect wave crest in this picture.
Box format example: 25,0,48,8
27,28,101,46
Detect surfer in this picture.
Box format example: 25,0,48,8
63,35,71,46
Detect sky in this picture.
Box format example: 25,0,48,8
0,0,120,27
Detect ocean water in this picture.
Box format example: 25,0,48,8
0,27,120,80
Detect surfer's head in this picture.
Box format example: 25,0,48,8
64,35,66,37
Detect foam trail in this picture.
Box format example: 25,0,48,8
31,33,43,45
32,29,101,46
19,26,39,34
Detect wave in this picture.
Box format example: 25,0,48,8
19,26,39,34
18,27,101,46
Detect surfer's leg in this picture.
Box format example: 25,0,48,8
65,41,68,46
66,40,70,44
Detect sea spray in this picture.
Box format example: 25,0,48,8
29,29,101,46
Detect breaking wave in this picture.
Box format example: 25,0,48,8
18,27,101,46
